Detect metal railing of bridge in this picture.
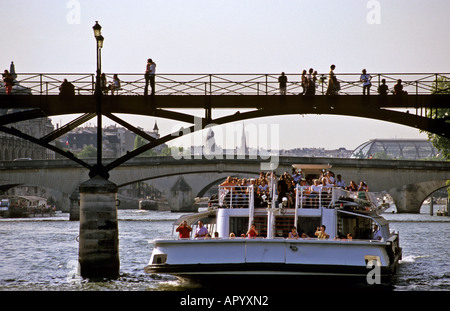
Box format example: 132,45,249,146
1,73,450,96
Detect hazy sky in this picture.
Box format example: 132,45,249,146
2,0,449,150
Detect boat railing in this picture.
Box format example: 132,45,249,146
218,185,254,208
294,185,334,209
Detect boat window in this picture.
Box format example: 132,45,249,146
337,213,373,239
297,217,321,238
229,217,249,237
229,216,267,237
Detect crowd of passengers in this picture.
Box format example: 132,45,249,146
219,169,369,209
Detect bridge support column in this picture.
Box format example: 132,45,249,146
390,189,422,214
78,176,119,278
69,190,80,221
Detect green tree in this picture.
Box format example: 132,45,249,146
426,76,450,196
426,77,450,159
77,145,97,159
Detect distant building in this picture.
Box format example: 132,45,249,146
351,139,440,160
0,108,55,160
61,121,166,158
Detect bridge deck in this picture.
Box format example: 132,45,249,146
1,93,449,114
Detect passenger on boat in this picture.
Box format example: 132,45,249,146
315,225,330,240
220,176,235,207
194,220,209,239
246,224,258,238
358,181,369,192
372,225,382,241
288,226,299,239
335,174,346,188
308,179,321,207
175,220,192,239
346,180,358,192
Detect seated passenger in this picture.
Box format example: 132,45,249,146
372,225,382,241
335,174,346,188
346,180,358,192
246,223,258,238
315,225,330,240
358,181,369,192
288,226,299,239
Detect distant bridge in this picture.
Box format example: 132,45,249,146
0,156,449,214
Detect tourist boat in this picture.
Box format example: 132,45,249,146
0,195,54,218
145,165,402,285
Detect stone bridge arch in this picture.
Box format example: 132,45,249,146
388,180,448,213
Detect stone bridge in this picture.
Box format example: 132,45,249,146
0,156,449,214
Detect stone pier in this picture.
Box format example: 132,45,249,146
69,190,80,221
78,176,119,278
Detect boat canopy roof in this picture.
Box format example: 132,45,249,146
172,210,216,226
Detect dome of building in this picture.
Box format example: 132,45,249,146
351,139,440,160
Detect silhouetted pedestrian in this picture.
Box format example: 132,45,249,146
326,64,339,95
59,79,75,97
378,78,389,96
306,68,316,96
144,58,156,96
110,74,121,95
278,72,287,95
393,79,407,95
2,70,13,95
360,69,372,95
301,69,307,95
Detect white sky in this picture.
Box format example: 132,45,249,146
2,0,449,150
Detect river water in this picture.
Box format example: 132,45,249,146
0,206,449,292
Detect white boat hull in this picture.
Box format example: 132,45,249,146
145,238,401,283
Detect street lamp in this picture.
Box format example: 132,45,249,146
93,21,104,91
92,21,107,179
93,21,102,37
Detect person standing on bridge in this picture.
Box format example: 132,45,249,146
360,69,372,95
326,64,339,95
144,58,156,96
2,70,13,95
278,72,288,95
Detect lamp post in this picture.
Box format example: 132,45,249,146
78,22,118,280
92,21,106,178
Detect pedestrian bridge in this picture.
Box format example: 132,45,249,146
2,72,450,178
0,156,449,214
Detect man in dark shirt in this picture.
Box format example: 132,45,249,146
278,72,288,95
